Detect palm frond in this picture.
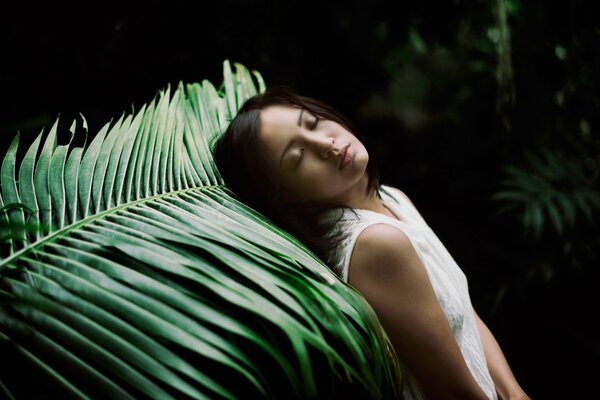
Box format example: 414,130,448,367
0,60,400,399
492,149,600,239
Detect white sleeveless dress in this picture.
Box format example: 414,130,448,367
323,185,498,400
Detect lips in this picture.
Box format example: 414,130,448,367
338,143,352,169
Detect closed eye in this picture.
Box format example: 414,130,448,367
295,148,305,166
310,116,320,130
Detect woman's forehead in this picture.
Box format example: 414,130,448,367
260,105,302,125
259,105,302,138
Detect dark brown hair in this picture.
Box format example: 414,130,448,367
212,85,380,269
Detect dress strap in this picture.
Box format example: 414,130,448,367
379,185,429,229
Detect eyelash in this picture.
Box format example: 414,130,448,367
311,116,320,130
294,114,319,166
296,148,305,165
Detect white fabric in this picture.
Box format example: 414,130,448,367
324,185,498,400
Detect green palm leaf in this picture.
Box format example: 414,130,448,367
0,60,400,399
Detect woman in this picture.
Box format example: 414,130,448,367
212,86,530,400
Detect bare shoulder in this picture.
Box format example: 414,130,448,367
348,223,421,284
352,223,414,260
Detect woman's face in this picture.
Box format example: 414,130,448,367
258,105,370,205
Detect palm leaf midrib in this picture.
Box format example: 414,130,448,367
1,185,228,268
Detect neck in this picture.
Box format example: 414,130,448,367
337,174,385,213
334,174,402,221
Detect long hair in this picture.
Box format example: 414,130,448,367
212,86,380,270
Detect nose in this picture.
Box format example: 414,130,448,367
318,137,338,159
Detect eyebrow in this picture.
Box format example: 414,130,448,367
278,109,304,166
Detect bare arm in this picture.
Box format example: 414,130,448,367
387,186,529,398
349,224,490,400
474,312,531,400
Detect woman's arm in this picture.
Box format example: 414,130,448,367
474,312,531,400
349,223,490,400
387,186,529,398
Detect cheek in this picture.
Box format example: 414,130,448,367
284,168,331,196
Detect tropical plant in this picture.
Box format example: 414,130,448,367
0,60,400,399
493,149,599,239
492,148,600,281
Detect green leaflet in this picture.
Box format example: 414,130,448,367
1,135,26,251
0,60,400,399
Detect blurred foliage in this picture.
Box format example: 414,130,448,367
493,149,599,281
494,150,599,239
360,1,499,133
490,0,600,287
358,0,599,295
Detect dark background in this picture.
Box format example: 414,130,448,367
2,1,598,398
